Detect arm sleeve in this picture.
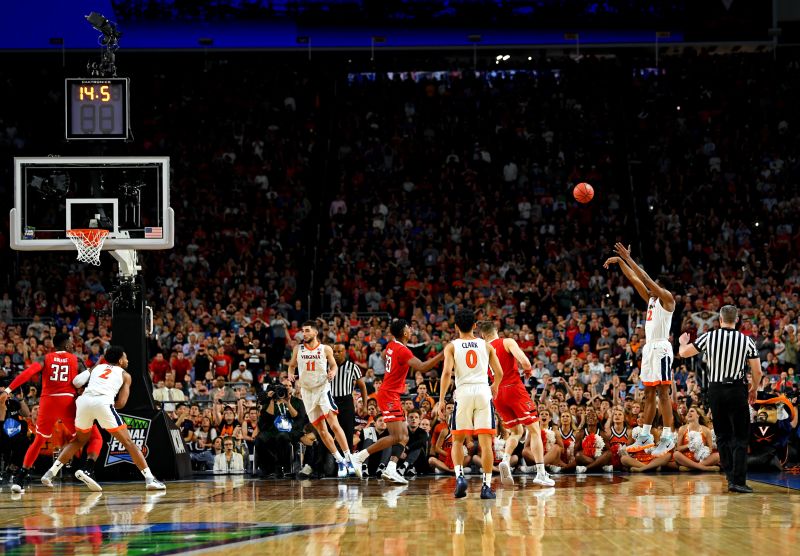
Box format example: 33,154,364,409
7,362,43,391
746,337,759,360
691,332,709,353
73,370,91,389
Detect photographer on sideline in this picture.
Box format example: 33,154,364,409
254,378,307,478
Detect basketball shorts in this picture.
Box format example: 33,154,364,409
301,384,338,426
494,383,538,427
640,340,673,386
36,395,76,437
451,383,495,436
75,395,127,433
375,389,405,423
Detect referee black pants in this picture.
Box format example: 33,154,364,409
708,383,749,486
334,395,355,452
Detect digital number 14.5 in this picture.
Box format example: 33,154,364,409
79,85,111,102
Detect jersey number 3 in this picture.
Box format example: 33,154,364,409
49,364,69,382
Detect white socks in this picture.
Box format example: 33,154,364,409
333,452,345,463
454,465,464,477
357,449,369,461
642,424,652,436
386,460,397,473
483,473,492,486
662,427,672,437
343,450,352,459
141,467,154,481
49,460,64,474
501,453,511,465
536,463,546,475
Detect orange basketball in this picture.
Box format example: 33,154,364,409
573,182,594,203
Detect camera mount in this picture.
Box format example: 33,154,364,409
85,12,122,77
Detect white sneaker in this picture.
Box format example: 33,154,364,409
40,470,56,488
532,472,555,487
602,465,614,473
548,465,562,474
575,466,587,474
146,479,166,490
627,431,655,453
350,452,365,479
337,461,347,478
499,461,514,486
298,464,313,479
650,431,677,456
75,470,102,492
380,467,408,485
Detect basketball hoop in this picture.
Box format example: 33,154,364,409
66,229,109,266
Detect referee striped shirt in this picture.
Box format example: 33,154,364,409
692,328,759,383
330,359,362,398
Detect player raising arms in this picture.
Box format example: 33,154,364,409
439,309,504,499
40,346,165,491
604,242,676,456
479,321,555,487
351,319,444,484
288,321,355,477
0,333,100,494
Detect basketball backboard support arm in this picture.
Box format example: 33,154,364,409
110,249,140,277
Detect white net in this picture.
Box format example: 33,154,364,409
66,229,109,266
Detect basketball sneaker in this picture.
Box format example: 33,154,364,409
499,461,514,486
298,464,313,479
337,461,347,478
11,468,30,494
626,430,655,453
480,484,496,499
547,465,562,474
75,469,103,492
532,471,555,487
602,465,614,473
651,431,676,457
349,451,366,479
346,459,356,477
146,478,167,490
380,466,408,485
454,475,468,498
41,468,57,488
575,466,587,474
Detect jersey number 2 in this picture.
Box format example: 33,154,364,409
98,368,112,379
49,364,69,382
646,309,653,321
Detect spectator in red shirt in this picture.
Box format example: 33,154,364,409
149,352,171,383
170,350,192,383
209,347,232,378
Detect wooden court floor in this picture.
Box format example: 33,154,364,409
0,473,798,555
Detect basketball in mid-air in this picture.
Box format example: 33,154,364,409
573,182,594,203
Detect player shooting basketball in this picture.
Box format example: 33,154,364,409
604,242,677,456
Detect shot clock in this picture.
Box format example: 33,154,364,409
65,78,129,140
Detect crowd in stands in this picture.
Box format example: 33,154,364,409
1,49,799,478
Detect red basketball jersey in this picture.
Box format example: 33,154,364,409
490,338,522,389
41,351,81,396
380,341,413,395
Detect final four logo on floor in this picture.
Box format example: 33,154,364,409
106,414,151,466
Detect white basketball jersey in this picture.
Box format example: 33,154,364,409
83,363,125,401
452,337,490,387
645,297,673,342
298,343,328,389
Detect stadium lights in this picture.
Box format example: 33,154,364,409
502,55,510,61
496,55,503,60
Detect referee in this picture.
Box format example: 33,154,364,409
678,304,762,493
331,343,368,452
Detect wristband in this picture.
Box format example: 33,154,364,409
4,388,11,395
